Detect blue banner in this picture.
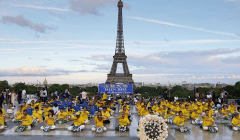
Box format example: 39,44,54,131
98,84,133,94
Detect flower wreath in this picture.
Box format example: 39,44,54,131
138,115,168,140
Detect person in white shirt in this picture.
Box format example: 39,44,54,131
22,88,26,102
80,90,89,103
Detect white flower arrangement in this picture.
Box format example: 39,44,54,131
138,115,168,140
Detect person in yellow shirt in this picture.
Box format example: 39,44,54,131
0,106,5,115
16,110,32,131
171,102,178,112
67,112,85,131
164,108,175,124
57,108,67,121
120,106,130,119
102,92,108,101
156,104,162,114
202,102,208,112
40,110,56,130
0,109,6,130
202,110,218,131
81,106,89,123
66,106,75,118
32,106,43,123
152,102,157,112
161,105,168,116
208,105,214,117
228,103,237,115
188,101,195,112
43,103,52,117
161,99,166,106
191,109,202,125
92,111,107,132
173,111,190,131
22,102,28,111
139,105,148,116
182,105,190,119
196,104,203,114
222,105,229,118
231,114,240,131
115,113,130,131
102,107,110,124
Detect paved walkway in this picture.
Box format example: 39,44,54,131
1,103,239,140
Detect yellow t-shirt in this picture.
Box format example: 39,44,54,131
1,109,5,115
43,107,52,116
71,116,84,126
80,111,89,121
45,116,55,125
152,105,157,112
196,106,203,114
58,112,67,119
0,115,4,126
173,116,185,126
140,108,148,116
164,112,175,119
188,104,195,110
232,118,240,127
228,106,236,114
119,117,130,126
202,116,214,127
102,111,110,120
94,116,103,127
32,110,43,121
161,101,166,106
102,93,107,100
22,105,28,111
222,109,229,117
16,115,32,126
191,112,200,119
209,109,214,117
15,110,23,117
67,109,75,116
156,106,162,113
182,109,190,117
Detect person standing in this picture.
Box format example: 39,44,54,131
18,89,22,104
11,90,16,107
43,88,48,103
222,90,228,104
0,92,4,108
80,90,89,103
22,88,27,102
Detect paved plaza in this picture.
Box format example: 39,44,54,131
0,103,239,140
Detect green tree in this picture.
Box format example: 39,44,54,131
0,80,9,91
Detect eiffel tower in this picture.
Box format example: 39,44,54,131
106,0,134,84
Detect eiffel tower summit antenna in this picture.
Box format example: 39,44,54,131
106,0,134,84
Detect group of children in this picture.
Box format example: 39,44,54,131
0,92,132,133
136,98,240,132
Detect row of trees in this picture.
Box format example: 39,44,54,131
1,80,240,99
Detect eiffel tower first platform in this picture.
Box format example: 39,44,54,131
106,0,134,84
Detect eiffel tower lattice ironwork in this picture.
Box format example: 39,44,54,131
106,0,134,84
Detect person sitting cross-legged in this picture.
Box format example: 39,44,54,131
92,111,107,132
67,112,85,131
15,110,32,131
0,109,6,130
40,110,56,130
173,111,191,132
202,110,218,131
115,112,130,131
231,113,240,131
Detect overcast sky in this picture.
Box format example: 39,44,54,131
0,0,240,84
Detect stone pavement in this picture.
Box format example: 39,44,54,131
1,103,239,140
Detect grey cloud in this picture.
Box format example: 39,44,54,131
49,11,65,19
68,59,81,62
68,0,130,15
85,48,240,76
1,15,58,33
0,67,90,77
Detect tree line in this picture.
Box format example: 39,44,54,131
0,80,240,99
